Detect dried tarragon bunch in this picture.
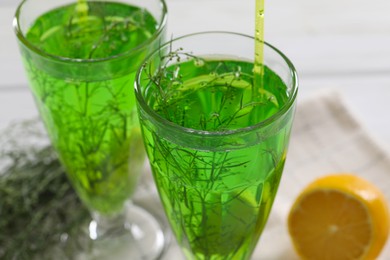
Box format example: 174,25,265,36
0,119,89,259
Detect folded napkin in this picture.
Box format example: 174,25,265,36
253,91,390,259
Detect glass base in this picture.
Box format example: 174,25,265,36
74,204,168,260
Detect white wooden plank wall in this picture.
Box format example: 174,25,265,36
1,0,390,150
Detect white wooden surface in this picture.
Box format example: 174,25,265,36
1,0,390,258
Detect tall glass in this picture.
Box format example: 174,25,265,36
14,0,168,258
135,31,298,259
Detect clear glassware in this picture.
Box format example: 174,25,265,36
135,31,298,260
14,0,168,258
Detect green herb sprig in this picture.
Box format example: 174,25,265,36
142,46,269,131
0,119,89,260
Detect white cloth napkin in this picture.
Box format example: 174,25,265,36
253,91,390,259
138,90,390,259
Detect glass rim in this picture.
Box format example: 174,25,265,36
135,31,299,137
13,0,168,64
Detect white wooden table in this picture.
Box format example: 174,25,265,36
1,0,390,259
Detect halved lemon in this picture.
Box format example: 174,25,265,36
288,173,389,260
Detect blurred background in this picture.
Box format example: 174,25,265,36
2,0,390,153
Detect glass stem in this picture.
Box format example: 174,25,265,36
88,201,132,240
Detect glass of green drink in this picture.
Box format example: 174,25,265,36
14,0,168,258
135,31,298,259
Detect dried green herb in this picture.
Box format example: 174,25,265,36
0,119,90,260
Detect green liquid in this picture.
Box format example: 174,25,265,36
26,2,157,59
140,58,294,259
22,1,159,215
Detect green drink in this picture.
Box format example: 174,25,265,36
143,60,289,258
22,1,158,214
136,32,298,259
14,0,168,258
